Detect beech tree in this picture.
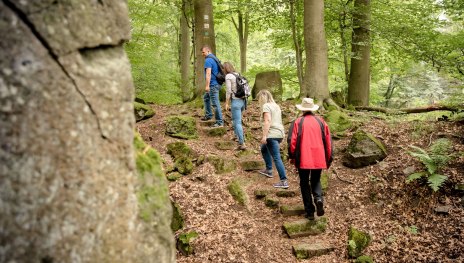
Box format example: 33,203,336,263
180,0,192,102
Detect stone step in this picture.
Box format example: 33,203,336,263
198,119,216,126
280,204,305,216
276,190,297,197
241,160,264,171
292,243,335,259
214,141,236,150
204,126,227,137
283,217,327,238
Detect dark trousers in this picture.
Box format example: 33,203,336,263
298,169,323,215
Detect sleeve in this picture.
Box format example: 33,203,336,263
225,74,232,100
324,121,333,165
204,58,214,69
289,118,299,158
287,120,296,158
262,103,271,113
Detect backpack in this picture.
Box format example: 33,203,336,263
232,73,251,99
207,55,225,85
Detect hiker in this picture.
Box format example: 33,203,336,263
287,98,333,220
200,45,224,128
223,62,246,150
256,90,289,189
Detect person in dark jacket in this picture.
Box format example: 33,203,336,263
288,98,333,220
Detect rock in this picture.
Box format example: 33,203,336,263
283,217,328,238
280,205,306,216
134,101,155,122
228,179,248,206
241,160,264,171
254,189,271,199
355,255,374,263
207,155,236,174
455,183,464,193
177,231,199,256
264,197,279,208
214,141,236,150
171,201,184,232
343,130,387,169
434,205,452,214
204,126,227,137
292,243,335,259
165,116,198,139
251,71,283,101
166,172,182,181
347,226,371,258
167,141,196,160
403,166,416,175
174,156,194,175
276,190,297,197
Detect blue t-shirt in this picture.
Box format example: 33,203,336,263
205,54,219,86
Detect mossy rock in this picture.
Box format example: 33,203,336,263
228,178,248,206
343,130,387,168
167,141,196,160
240,160,264,171
174,156,194,175
276,190,297,197
214,141,236,150
283,217,328,238
235,149,256,158
280,205,305,216
205,126,227,137
254,189,271,199
165,116,198,139
177,231,199,256
292,243,335,259
324,110,353,134
355,255,374,263
207,155,236,174
171,201,184,232
134,133,171,231
166,172,182,181
134,101,155,122
347,226,371,258
264,197,279,208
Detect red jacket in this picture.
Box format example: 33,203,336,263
288,114,332,169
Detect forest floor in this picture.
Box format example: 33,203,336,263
136,100,464,263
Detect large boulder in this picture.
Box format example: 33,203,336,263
0,2,175,262
252,71,283,101
343,130,387,168
165,116,198,139
134,101,155,122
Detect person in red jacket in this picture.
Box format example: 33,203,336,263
287,98,333,220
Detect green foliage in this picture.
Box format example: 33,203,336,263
407,139,453,191
227,178,247,205
406,225,419,235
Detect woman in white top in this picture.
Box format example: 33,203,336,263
224,62,246,150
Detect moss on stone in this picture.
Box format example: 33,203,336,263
166,141,195,160
355,255,374,263
227,178,248,205
165,116,198,139
171,201,184,232
134,101,154,121
264,197,279,208
207,155,236,174
177,231,199,256
347,226,371,258
174,156,194,175
324,110,353,133
166,172,182,181
275,190,296,197
254,189,270,199
205,126,227,137
134,133,171,225
214,141,235,150
240,160,264,171
283,217,328,238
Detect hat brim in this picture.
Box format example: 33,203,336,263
296,104,319,111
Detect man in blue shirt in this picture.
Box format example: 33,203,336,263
200,45,224,127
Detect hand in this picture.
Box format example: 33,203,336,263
205,86,210,92
260,136,267,144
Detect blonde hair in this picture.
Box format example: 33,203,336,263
223,62,236,74
257,89,276,107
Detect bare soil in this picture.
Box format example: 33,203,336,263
136,100,464,263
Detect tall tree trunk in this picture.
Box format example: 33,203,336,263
339,0,352,85
347,0,371,106
290,0,304,93
302,0,329,102
232,11,249,73
193,0,216,98
180,0,192,102
384,73,396,107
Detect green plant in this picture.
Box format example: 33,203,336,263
406,225,419,235
406,138,452,191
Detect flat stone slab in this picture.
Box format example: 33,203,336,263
283,217,327,238
435,205,452,214
265,197,279,208
276,190,297,197
254,189,271,199
204,126,227,137
241,160,264,171
214,141,236,150
280,204,305,216
198,120,215,126
293,243,335,259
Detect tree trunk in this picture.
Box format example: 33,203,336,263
384,73,396,107
233,11,249,73
193,0,216,98
180,0,192,102
339,0,352,85
290,0,304,92
355,105,463,114
302,0,329,102
347,0,371,106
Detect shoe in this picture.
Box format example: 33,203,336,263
236,144,246,151
316,199,325,216
306,213,315,220
200,116,212,121
210,123,224,128
273,180,289,189
258,169,273,178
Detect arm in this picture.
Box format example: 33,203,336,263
324,122,333,165
205,68,211,92
225,76,232,111
261,112,271,144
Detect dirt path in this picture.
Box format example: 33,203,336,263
136,101,464,263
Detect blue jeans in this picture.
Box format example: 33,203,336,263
231,99,245,144
203,84,223,125
298,169,322,216
260,138,287,181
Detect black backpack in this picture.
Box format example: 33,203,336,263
232,73,251,98
207,55,225,85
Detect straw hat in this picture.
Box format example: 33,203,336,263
296,98,319,112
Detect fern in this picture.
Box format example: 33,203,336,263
407,140,451,192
